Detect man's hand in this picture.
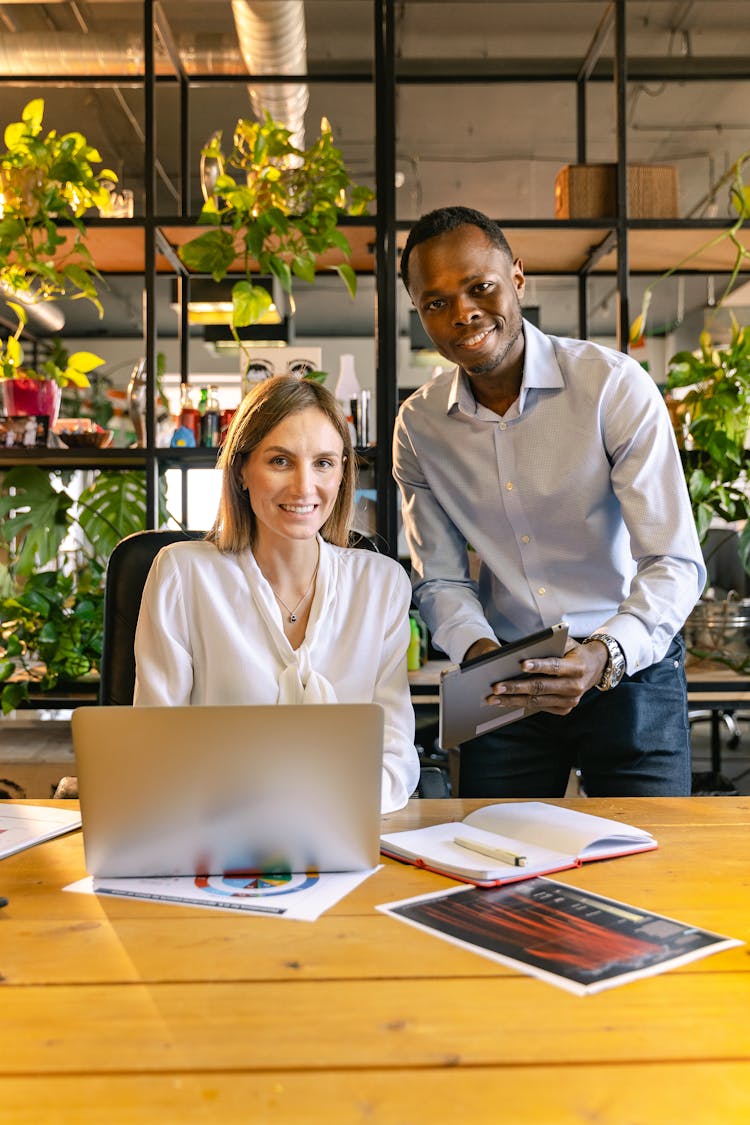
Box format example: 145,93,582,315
485,638,609,716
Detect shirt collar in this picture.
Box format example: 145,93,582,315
446,318,564,416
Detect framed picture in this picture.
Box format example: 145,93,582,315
0,414,49,448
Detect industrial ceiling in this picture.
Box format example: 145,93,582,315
0,0,748,345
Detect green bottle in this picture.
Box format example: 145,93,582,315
407,616,422,672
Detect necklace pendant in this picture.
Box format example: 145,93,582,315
289,613,297,623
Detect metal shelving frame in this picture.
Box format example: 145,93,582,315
1,0,748,552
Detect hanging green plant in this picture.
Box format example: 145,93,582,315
0,97,115,314
178,113,374,337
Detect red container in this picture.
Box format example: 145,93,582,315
178,405,201,445
220,408,236,443
2,376,62,425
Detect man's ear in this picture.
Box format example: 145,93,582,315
512,257,526,299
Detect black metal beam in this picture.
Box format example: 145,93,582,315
374,0,398,557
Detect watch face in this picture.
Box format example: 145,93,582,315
602,636,625,688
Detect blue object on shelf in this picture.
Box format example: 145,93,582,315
170,426,197,448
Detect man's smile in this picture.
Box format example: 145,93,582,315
457,325,495,349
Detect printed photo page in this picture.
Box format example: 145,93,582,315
378,876,742,995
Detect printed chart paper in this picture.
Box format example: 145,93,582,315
379,876,742,995
65,865,379,922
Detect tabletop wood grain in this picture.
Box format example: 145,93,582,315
2,796,749,1124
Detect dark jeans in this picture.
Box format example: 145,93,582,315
458,636,691,797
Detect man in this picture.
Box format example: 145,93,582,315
393,205,705,797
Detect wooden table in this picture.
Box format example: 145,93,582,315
2,797,749,1124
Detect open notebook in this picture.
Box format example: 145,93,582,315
73,703,384,878
380,801,657,887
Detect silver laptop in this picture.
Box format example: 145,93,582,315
72,703,384,878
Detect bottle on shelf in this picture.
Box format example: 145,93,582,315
407,615,422,672
178,384,201,446
200,384,221,448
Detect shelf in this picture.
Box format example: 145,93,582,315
596,227,750,275
0,447,148,470
44,220,750,279
0,447,230,470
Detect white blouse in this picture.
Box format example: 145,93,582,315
133,536,420,812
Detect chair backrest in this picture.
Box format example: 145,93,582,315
702,528,750,599
99,529,205,705
99,528,378,706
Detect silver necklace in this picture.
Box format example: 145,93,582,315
271,561,319,623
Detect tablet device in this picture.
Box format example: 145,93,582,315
438,622,569,747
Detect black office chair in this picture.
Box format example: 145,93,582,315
99,528,449,796
99,528,206,706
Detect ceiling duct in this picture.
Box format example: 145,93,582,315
0,283,65,336
231,0,309,150
0,33,145,75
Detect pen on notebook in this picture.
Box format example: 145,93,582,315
453,835,528,867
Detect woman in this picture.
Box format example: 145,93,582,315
133,375,420,812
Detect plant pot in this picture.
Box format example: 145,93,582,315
1,377,61,426
683,598,750,671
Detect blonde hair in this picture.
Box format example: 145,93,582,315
207,375,355,552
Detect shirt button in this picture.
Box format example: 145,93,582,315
521,535,530,544
499,422,508,431
505,481,513,491
538,587,546,595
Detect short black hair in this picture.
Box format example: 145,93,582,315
400,206,514,293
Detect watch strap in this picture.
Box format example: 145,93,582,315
582,633,626,691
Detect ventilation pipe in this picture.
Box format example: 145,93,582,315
231,0,309,150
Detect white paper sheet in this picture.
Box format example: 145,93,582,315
65,865,379,921
0,805,81,859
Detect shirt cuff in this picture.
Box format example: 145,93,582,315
436,623,499,665
592,614,653,676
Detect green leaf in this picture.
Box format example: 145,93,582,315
66,351,104,373
231,281,273,328
0,660,14,683
2,681,29,714
291,253,316,284
335,262,357,299
267,255,292,294
177,228,236,282
76,471,168,563
0,467,72,574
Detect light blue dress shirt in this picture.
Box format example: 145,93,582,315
393,319,706,673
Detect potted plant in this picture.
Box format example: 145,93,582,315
177,112,373,364
0,304,104,426
0,465,171,712
666,318,750,670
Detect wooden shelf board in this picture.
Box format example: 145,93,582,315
160,224,380,274
0,448,147,470
34,223,750,278
594,228,750,274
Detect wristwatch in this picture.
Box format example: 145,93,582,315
582,633,626,691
